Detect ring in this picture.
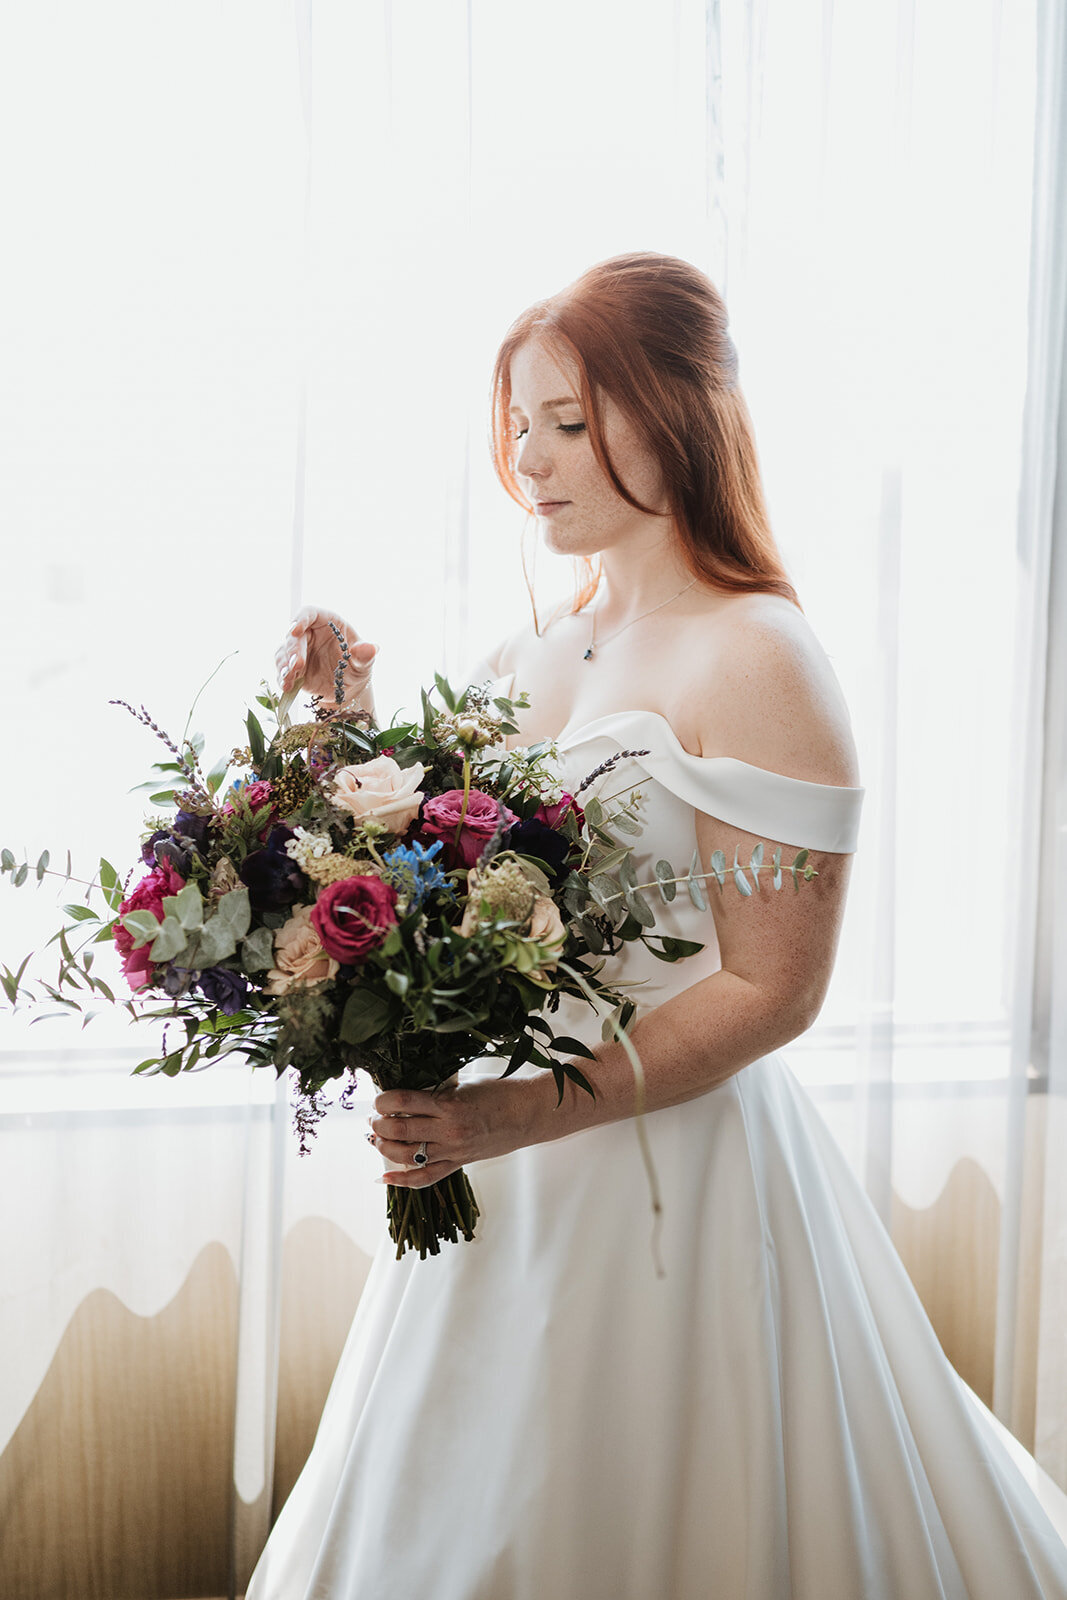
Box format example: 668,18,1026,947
412,1141,429,1167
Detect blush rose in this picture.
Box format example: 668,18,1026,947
264,903,339,995
331,756,425,833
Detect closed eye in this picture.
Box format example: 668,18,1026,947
512,423,586,441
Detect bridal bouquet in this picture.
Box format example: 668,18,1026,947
1,637,815,1258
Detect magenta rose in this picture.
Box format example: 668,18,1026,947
536,792,584,831
311,875,399,964
114,860,186,991
419,788,519,869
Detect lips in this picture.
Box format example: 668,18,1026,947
535,500,570,511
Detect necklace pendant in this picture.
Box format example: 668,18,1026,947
583,646,594,661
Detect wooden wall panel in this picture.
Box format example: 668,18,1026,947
891,1157,1000,1407
0,1243,237,1600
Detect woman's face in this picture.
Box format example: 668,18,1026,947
507,340,670,560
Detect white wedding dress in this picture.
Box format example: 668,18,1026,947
246,708,1067,1600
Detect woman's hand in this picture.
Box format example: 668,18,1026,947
369,1076,550,1187
275,606,378,708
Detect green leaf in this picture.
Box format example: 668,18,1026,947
339,987,394,1045
62,904,100,923
13,863,28,888
433,671,457,711
772,848,782,891
645,935,705,963
205,753,231,795
583,797,604,829
240,924,275,972
501,1031,534,1078
748,842,764,886
149,790,177,807
563,1062,597,1099
35,850,50,883
578,915,604,954
546,1034,596,1060
791,848,810,874
588,845,631,876
709,849,727,889
654,860,677,902
246,710,266,769
385,969,409,998
1,848,15,872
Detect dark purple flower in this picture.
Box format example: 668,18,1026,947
174,810,213,852
239,825,306,912
141,828,170,866
508,817,572,887
196,966,250,1015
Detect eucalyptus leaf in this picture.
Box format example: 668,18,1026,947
1,848,15,871
13,863,28,888
584,797,604,828
686,849,708,911
121,909,161,949
213,886,251,943
149,914,187,963
749,842,764,886
611,813,642,837
654,860,677,902
162,884,205,932
622,885,656,927
36,850,50,883
773,847,782,891
385,969,410,998
709,849,727,889
732,849,752,897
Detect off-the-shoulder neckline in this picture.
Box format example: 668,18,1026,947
554,707,864,796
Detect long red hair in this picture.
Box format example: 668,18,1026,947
490,251,799,615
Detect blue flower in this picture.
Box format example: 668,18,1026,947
381,839,454,909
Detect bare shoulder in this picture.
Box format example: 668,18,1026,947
683,593,860,786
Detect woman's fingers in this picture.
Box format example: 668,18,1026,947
381,1158,457,1189
369,1114,439,1143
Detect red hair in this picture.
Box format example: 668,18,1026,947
490,251,799,615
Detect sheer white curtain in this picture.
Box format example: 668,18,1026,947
0,1,1061,1594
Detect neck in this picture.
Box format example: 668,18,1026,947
594,537,695,624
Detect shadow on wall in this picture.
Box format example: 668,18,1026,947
0,1223,370,1600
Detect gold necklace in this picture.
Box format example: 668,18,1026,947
583,579,698,661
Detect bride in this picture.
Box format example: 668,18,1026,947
248,253,1067,1598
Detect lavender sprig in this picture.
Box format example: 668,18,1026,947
575,749,651,796
109,699,209,802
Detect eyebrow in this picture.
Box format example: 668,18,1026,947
507,396,581,414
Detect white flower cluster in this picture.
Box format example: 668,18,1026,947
285,827,333,871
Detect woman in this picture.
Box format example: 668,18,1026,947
248,253,1067,1598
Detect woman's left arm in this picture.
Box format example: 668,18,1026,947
372,610,859,1182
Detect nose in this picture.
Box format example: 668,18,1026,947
515,427,551,483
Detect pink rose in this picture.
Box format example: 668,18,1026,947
114,860,186,991
222,778,275,820
311,875,399,963
536,792,584,831
419,789,519,869
330,756,425,833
